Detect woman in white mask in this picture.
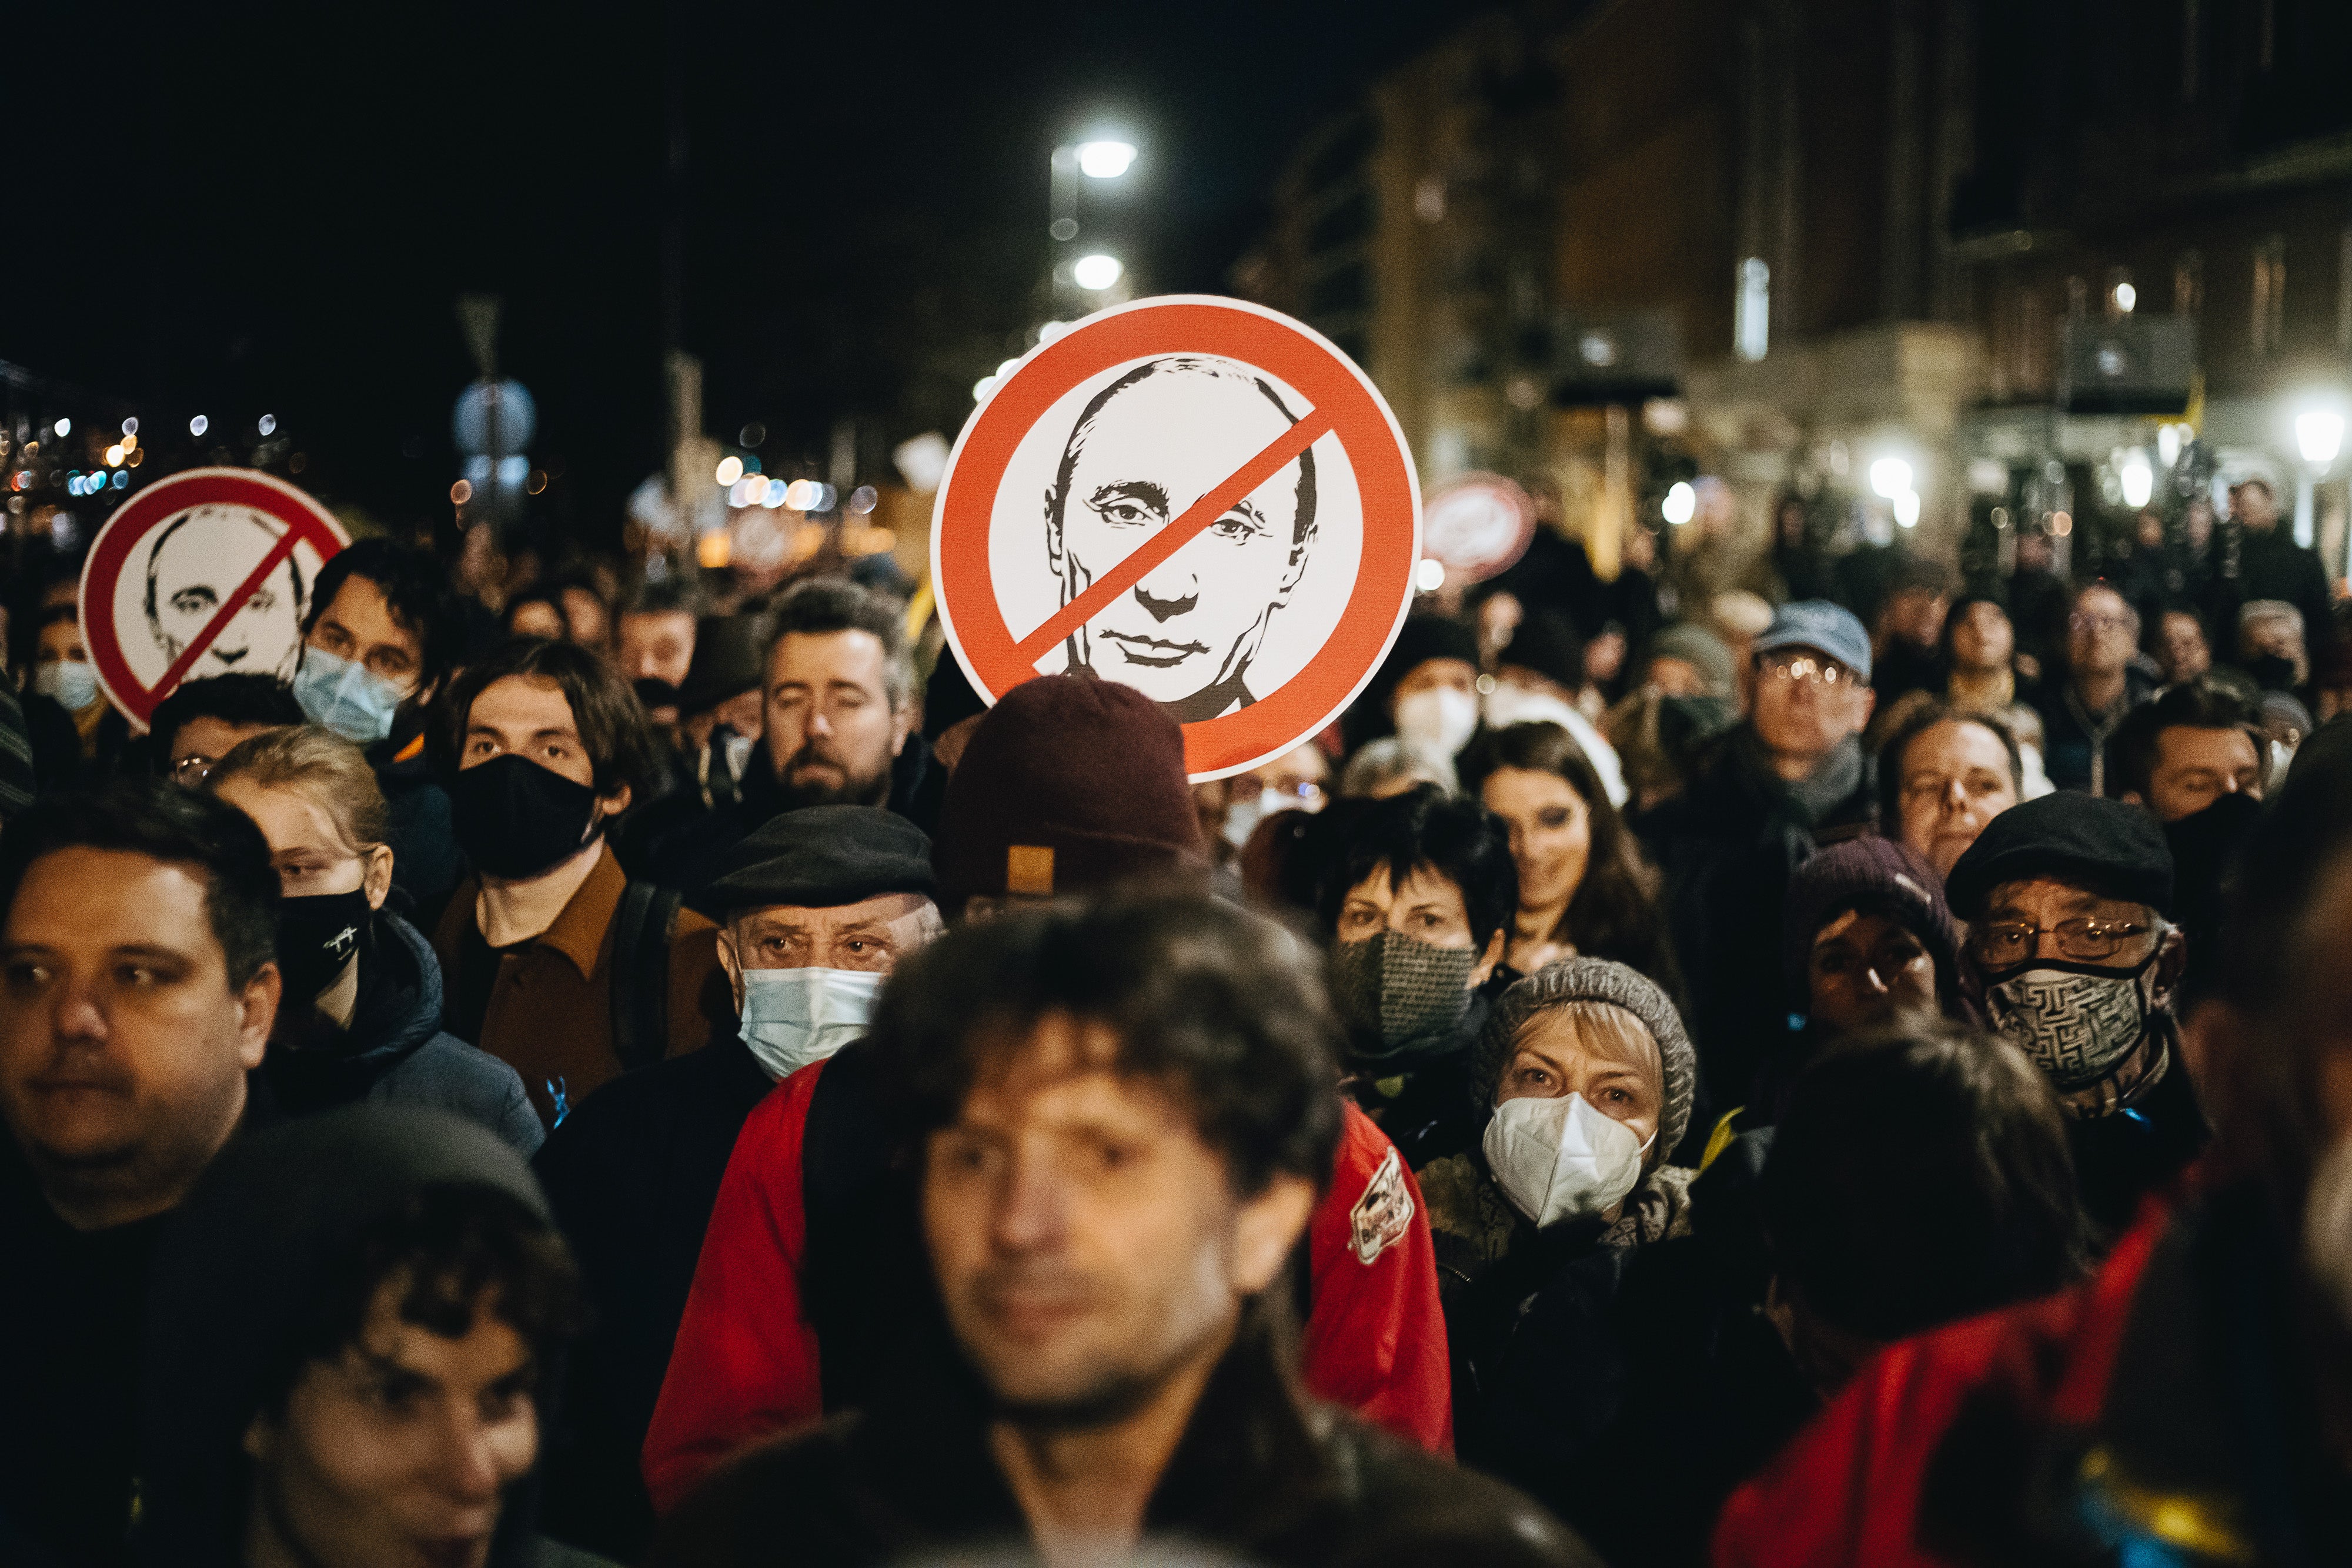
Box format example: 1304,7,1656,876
1415,958,1698,1469
1341,614,1485,761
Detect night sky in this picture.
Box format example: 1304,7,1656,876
5,1,1459,547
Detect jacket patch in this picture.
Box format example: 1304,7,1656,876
1349,1147,1414,1265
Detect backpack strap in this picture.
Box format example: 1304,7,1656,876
608,881,681,1074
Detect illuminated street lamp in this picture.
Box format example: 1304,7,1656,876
1076,140,1137,179
1050,131,1137,243
1073,253,1124,292
2292,403,2347,549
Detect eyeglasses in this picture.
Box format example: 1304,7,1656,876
1759,652,1857,688
1972,917,2153,968
2070,612,2133,636
170,754,218,785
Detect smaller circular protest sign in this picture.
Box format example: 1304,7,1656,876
1422,472,1534,583
78,468,350,726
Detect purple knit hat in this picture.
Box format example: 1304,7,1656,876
1781,837,1963,1011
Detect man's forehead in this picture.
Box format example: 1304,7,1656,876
957,1017,1187,1129
770,628,885,679
736,890,933,928
1066,370,1302,490
6,847,215,941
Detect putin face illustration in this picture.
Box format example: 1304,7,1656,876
1044,357,1318,721
142,506,308,680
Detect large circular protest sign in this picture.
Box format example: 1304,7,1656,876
78,468,350,726
1423,472,1535,583
933,296,1421,780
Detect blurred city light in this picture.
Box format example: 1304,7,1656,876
189,414,208,437
848,484,879,514
2112,282,2137,313
52,419,69,437
1073,253,1124,290
450,480,472,505
121,417,138,436
2157,424,2183,467
1415,557,1446,592
1077,140,1137,179
759,479,788,509
715,454,745,486
1895,489,1922,528
973,376,997,402
2120,451,2154,509
259,414,277,436
1661,481,1696,525
2296,409,2346,467
1869,456,1914,500
103,446,123,467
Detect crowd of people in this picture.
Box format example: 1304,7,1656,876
1,476,2348,1568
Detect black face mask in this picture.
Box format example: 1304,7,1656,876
449,754,605,880
2244,653,2299,693
278,890,373,1002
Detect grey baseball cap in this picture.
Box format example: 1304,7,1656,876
1752,599,1872,681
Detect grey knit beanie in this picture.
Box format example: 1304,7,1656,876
1472,957,1698,1155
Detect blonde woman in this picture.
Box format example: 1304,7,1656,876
209,725,541,1154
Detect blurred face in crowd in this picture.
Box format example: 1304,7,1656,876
763,630,908,810
2067,587,2137,681
1645,656,1709,699
35,616,89,674
462,676,630,816
507,599,564,641
2141,725,2262,823
558,587,612,654
307,574,429,703
2159,611,2211,686
1391,657,1476,714
1947,601,2014,676
1481,767,1591,915
1046,364,1312,711
922,1011,1314,1420
2241,613,2307,684
1336,863,1503,984
242,1272,538,1568
717,891,940,1005
618,610,696,690
1882,587,1949,654
168,717,283,786
1896,718,2019,879
1807,909,1937,1037
1752,646,1873,770
1495,1004,1663,1155
0,848,276,1229
2236,479,2280,533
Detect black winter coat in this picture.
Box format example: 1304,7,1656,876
266,913,542,1157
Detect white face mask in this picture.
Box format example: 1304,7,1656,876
1222,786,1272,850
1482,1091,1653,1228
1395,686,1478,756
738,967,886,1081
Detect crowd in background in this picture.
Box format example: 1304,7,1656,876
1,470,2349,1568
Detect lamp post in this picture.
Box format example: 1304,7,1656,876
2294,407,2344,551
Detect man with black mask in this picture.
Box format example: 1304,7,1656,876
430,638,731,1129
619,579,947,912
1945,793,2207,1232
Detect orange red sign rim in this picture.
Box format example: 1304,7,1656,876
77,467,350,726
931,295,1422,781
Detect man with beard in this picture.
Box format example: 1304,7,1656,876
649,895,1592,1568
619,577,947,912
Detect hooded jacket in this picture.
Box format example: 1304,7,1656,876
135,1105,602,1568
269,911,543,1157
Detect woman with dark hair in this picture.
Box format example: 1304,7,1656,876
1461,721,1678,995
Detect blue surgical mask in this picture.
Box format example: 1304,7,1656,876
739,967,886,1081
34,659,99,715
293,646,407,744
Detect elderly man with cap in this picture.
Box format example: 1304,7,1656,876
534,805,940,1561
1637,600,1879,1124
1945,792,2207,1233
643,675,1456,1519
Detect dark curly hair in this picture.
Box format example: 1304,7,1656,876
1316,783,1518,958
868,893,1344,1199
431,634,663,804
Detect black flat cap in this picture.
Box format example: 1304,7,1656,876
1944,792,2175,921
703,805,937,914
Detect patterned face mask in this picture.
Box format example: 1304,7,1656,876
1329,931,1479,1061
1981,950,2161,1090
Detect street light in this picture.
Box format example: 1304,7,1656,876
1661,481,1696,524
2119,451,2154,509
1073,253,1124,292
1076,140,1137,179
1050,130,1137,243
2296,409,2345,467
1869,457,1913,500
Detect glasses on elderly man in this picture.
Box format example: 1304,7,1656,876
1971,917,2155,968
171,754,220,785
1758,651,1857,688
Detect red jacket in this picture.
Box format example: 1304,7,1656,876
642,1061,1453,1514
1712,1209,2167,1568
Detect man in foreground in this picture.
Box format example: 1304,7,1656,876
652,895,1592,1568
0,784,283,1566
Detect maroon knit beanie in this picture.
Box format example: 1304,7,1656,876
1781,836,1963,1008
933,675,1207,904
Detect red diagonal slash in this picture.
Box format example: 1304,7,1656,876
1011,406,1337,664
152,527,302,696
